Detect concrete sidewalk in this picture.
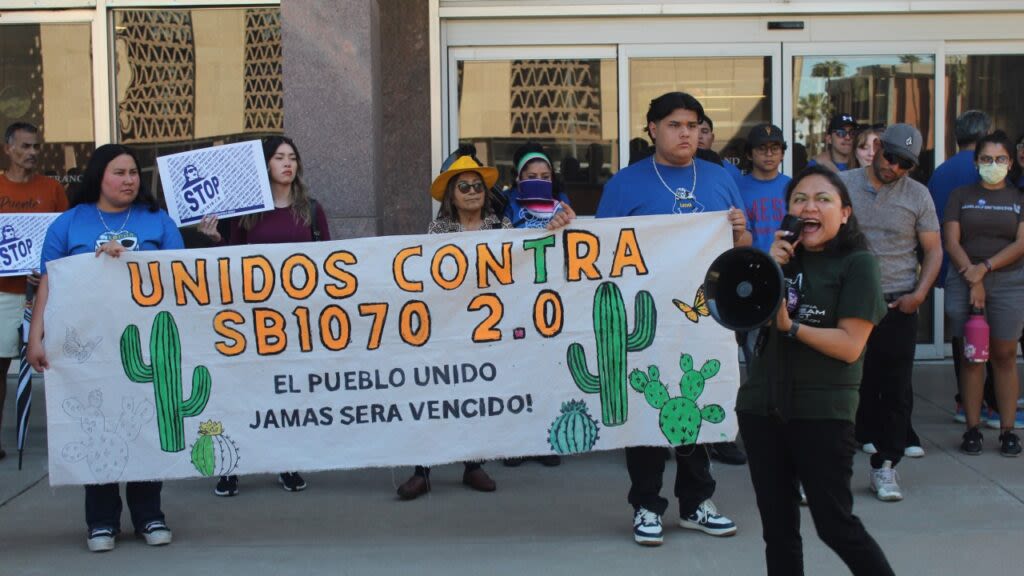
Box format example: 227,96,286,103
2,363,1023,575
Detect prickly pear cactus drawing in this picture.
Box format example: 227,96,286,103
566,282,656,426
629,353,726,445
191,420,239,477
61,389,154,483
547,400,600,454
121,311,212,453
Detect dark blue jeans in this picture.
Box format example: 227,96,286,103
85,482,164,533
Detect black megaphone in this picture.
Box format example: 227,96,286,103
703,247,785,332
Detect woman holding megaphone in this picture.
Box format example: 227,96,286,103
735,165,894,575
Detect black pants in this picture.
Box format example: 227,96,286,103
85,482,164,532
856,308,916,468
626,445,714,517
739,413,894,576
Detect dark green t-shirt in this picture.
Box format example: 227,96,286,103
736,249,886,422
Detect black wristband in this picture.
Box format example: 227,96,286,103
786,320,800,339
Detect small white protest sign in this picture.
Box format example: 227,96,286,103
157,140,273,227
0,213,61,277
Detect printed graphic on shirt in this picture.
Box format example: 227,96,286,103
96,230,140,251
785,273,803,315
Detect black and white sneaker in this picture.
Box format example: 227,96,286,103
139,520,172,546
632,507,664,546
961,427,983,455
279,472,307,492
87,527,116,552
680,499,737,536
214,475,238,497
999,431,1022,457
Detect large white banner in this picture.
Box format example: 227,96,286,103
156,140,273,227
43,214,739,486
0,213,61,277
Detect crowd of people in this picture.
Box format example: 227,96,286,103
1,90,1022,572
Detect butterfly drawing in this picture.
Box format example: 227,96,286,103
673,285,710,324
64,327,102,363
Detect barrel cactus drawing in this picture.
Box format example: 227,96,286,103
548,400,600,454
566,282,657,426
121,311,212,453
191,420,239,477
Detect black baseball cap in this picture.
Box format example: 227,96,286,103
828,113,858,133
747,123,786,149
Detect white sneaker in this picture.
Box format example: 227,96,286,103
862,443,878,454
87,527,116,552
679,499,737,536
633,507,663,546
904,445,925,458
139,520,173,546
870,461,903,502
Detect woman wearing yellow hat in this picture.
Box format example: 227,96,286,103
397,153,573,500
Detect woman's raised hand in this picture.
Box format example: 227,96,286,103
545,202,576,231
769,229,799,266
198,214,222,243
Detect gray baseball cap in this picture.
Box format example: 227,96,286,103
881,123,923,164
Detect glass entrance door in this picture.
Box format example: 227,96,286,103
784,42,943,358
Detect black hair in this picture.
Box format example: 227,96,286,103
4,122,38,144
644,92,706,134
701,117,714,132
240,135,312,230
72,144,159,211
975,130,1018,185
784,165,868,255
954,110,991,148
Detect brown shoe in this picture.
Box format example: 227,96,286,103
397,475,430,500
462,467,496,492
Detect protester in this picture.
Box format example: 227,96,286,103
198,135,329,496
738,165,893,576
26,144,182,552
502,141,570,467
809,113,857,173
853,128,881,170
698,116,743,182
397,154,574,499
943,131,1024,456
738,123,791,254
597,91,748,546
0,122,68,460
927,110,993,424
840,124,942,502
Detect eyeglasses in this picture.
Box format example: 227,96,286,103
882,150,916,170
832,129,853,138
753,144,783,155
456,181,486,193
978,155,1011,166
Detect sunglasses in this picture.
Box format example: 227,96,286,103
832,129,853,138
456,181,486,193
882,150,915,170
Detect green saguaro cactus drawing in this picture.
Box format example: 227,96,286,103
120,311,212,453
566,281,657,426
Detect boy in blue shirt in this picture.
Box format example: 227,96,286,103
737,123,791,254
596,92,748,547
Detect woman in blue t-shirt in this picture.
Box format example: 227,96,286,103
27,144,184,553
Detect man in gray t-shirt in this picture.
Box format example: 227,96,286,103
839,124,942,503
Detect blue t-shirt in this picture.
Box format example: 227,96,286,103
737,172,791,253
927,150,980,287
596,157,747,219
723,160,743,183
806,158,849,171
504,187,570,229
40,203,185,274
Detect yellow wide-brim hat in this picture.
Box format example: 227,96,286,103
430,155,499,201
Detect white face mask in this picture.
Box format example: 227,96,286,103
978,163,1009,185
